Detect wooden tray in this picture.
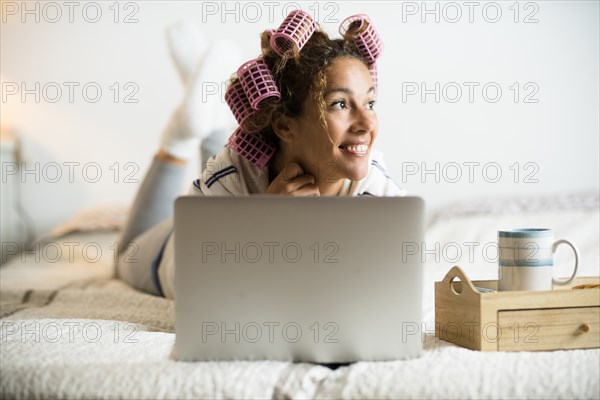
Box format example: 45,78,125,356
435,266,600,351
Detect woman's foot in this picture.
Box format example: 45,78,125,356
166,22,209,85
160,31,243,161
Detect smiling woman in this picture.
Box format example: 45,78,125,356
269,57,378,196
115,11,406,299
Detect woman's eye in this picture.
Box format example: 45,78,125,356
330,100,346,110
367,100,377,110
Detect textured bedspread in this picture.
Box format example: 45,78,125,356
2,192,600,399
2,278,599,399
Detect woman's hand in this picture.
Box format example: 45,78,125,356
267,163,320,196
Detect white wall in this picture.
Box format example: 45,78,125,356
1,0,598,239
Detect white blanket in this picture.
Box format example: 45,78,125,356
2,278,599,399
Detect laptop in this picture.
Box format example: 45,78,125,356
174,196,424,363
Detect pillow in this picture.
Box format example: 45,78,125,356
48,203,129,238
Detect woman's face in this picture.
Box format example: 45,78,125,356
287,56,378,183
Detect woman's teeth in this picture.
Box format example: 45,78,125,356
340,145,368,154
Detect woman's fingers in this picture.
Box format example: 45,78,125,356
284,179,319,196
267,163,321,196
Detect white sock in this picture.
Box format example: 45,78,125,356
166,21,209,85
161,37,243,160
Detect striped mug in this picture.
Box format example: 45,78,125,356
498,229,579,291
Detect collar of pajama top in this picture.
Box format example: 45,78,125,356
189,146,407,197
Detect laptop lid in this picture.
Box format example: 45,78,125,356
174,196,424,362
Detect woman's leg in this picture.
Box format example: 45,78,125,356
116,217,174,296
118,151,186,251
116,151,186,295
115,35,242,295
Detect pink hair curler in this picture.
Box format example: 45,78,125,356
270,10,316,57
237,58,281,110
369,63,378,94
224,81,257,128
339,14,383,64
226,127,276,169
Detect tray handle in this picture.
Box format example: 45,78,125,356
441,266,479,296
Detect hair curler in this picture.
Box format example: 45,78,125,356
224,81,257,128
226,127,276,169
339,14,383,64
237,58,281,110
270,10,316,57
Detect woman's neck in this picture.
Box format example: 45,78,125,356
269,149,344,196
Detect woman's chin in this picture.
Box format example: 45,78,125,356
344,165,370,182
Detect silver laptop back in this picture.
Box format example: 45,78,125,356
175,196,424,362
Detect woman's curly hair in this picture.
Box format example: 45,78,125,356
229,23,373,148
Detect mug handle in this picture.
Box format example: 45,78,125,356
552,239,579,286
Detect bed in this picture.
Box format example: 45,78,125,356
1,191,599,399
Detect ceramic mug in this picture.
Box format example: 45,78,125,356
498,228,579,291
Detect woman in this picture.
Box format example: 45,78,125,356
117,12,405,299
